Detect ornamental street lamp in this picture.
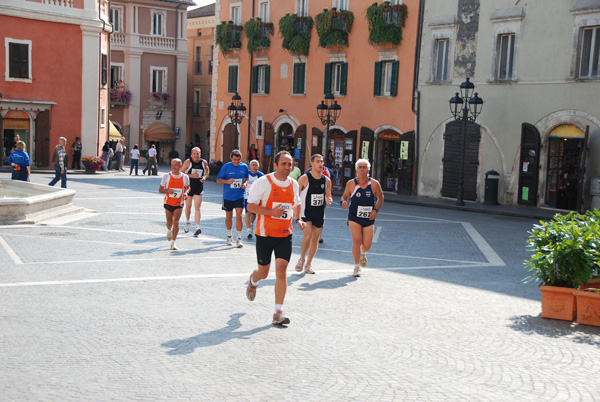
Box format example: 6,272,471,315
448,77,484,206
227,92,246,148
316,92,342,157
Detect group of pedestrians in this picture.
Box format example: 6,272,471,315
156,146,384,326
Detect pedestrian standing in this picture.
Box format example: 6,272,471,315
101,141,110,171
129,144,140,175
159,158,190,250
216,149,249,248
245,151,305,325
144,144,158,175
340,159,384,277
244,159,264,239
114,138,124,171
71,137,82,169
181,147,209,237
294,154,333,274
8,141,31,182
247,144,259,163
48,137,68,188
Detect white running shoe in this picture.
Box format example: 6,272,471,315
353,266,362,277
170,241,178,250
166,229,173,241
227,236,233,246
184,222,190,233
236,238,243,248
359,253,368,268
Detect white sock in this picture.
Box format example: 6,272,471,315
227,230,232,237
237,231,242,240
355,264,360,269
250,274,259,286
274,304,283,314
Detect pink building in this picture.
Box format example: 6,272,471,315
109,0,193,164
0,0,110,167
212,0,420,193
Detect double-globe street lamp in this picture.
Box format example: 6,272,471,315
316,92,342,158
227,92,246,148
448,77,484,206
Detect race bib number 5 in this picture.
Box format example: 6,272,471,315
356,206,373,218
169,188,183,198
231,178,243,189
311,194,324,207
272,202,293,220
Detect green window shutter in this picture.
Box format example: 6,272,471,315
265,65,270,94
293,62,305,94
293,63,299,94
301,63,306,93
390,61,399,97
340,62,348,95
252,66,258,94
228,65,238,93
324,63,332,94
373,61,382,96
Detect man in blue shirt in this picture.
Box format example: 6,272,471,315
216,149,249,247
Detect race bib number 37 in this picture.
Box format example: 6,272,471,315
356,206,372,218
231,179,243,189
272,202,293,220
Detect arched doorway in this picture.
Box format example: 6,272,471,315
374,130,414,194
222,123,237,162
277,123,294,153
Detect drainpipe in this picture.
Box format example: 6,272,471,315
98,0,107,153
246,0,256,154
411,0,426,195
175,3,183,152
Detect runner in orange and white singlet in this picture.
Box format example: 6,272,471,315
159,158,190,250
245,151,305,326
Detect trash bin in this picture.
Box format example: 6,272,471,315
484,170,500,206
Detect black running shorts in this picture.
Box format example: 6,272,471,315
255,235,293,266
164,204,183,213
222,198,244,211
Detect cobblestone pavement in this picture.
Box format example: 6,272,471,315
1,171,599,401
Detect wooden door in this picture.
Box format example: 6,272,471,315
397,131,414,195
441,120,481,201
35,111,50,167
517,123,540,206
311,127,322,158
222,123,237,162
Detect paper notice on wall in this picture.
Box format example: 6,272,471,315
361,141,369,159
400,141,409,160
522,186,529,201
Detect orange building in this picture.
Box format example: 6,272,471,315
0,0,110,166
211,0,420,193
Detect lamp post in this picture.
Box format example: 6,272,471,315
227,92,246,148
448,77,484,206
316,92,342,158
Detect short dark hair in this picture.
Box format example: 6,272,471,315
311,154,323,162
230,149,242,159
274,150,292,165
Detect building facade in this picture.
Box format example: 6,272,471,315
417,0,600,211
211,0,421,192
1,0,110,166
186,4,215,161
109,0,193,163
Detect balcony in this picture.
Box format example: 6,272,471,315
110,88,132,107
110,33,176,50
42,0,73,7
216,22,243,55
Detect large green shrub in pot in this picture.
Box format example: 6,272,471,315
524,210,600,288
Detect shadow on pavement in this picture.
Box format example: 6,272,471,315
161,313,271,355
297,276,357,291
508,314,600,346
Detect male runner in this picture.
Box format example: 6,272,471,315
341,158,384,277
216,149,249,247
245,151,305,325
305,165,332,244
159,158,190,250
244,159,264,239
295,154,332,274
181,147,209,236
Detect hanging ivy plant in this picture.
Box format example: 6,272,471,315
216,21,243,55
279,13,314,56
244,18,275,54
315,7,354,49
366,1,408,47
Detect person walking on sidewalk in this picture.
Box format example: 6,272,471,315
48,137,68,188
216,149,249,248
245,151,305,326
294,154,332,274
114,138,124,171
181,147,209,237
129,144,140,175
340,159,384,277
144,144,158,175
244,159,264,239
159,158,190,250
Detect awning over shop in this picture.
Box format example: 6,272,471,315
109,120,122,140
144,121,175,141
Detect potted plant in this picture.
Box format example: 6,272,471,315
366,1,408,47
279,13,314,56
81,156,104,173
524,211,599,321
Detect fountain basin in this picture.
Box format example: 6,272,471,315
0,179,80,224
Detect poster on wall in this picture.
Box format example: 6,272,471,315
400,141,409,160
361,141,369,159
335,145,343,166
265,145,271,156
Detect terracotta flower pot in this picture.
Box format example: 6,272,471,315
575,280,600,326
540,285,576,321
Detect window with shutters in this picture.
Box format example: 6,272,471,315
7,40,31,81
195,46,202,74
101,54,108,87
324,62,347,96
579,26,600,79
151,67,167,93
151,11,165,36
292,62,306,94
496,33,515,81
433,39,449,82
252,65,270,94
193,89,201,116
231,4,242,25
296,0,309,17
110,7,123,33
259,1,269,22
228,65,239,93
373,60,398,97
110,64,123,88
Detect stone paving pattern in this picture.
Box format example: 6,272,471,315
1,170,599,401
